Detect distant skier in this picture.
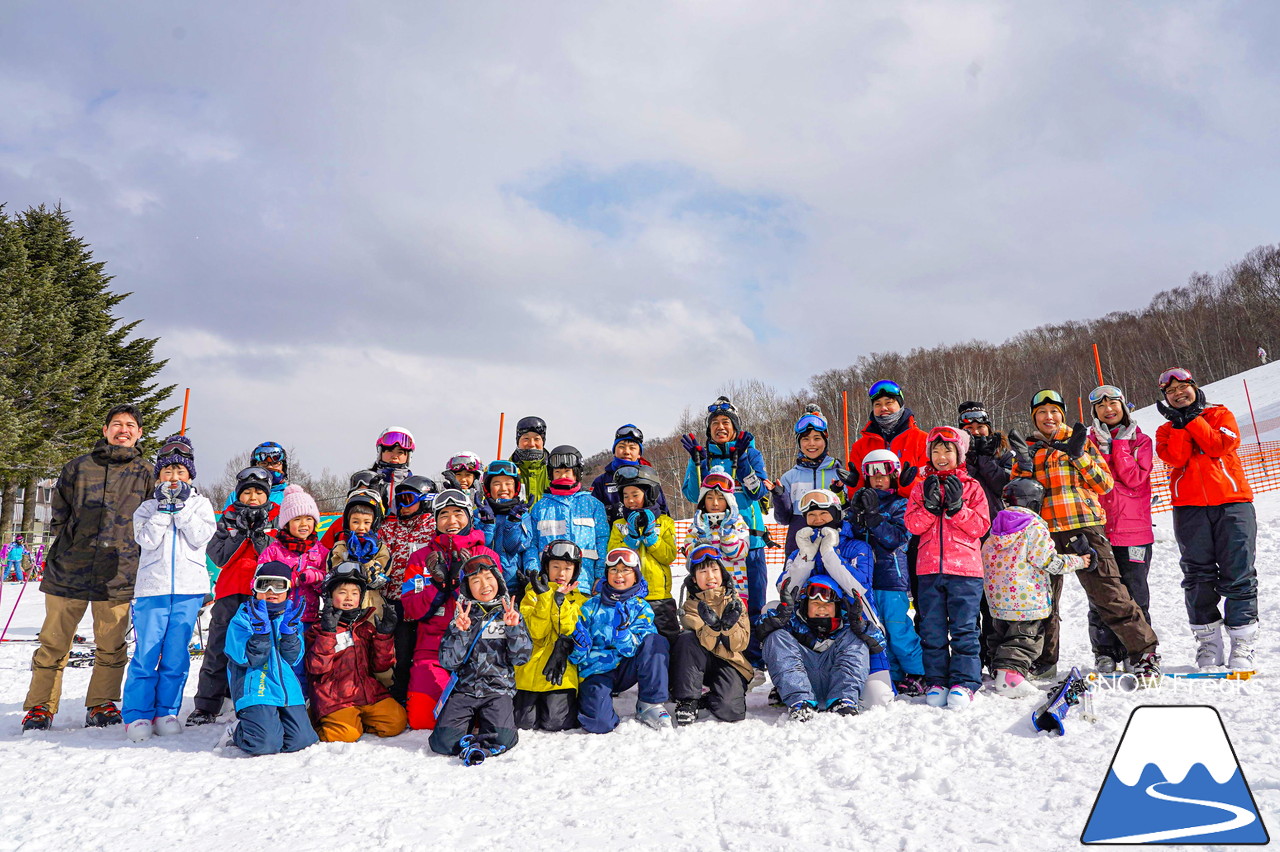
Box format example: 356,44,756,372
4,536,25,582
1259,345,1269,365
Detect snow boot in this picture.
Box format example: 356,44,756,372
1093,654,1118,674
788,701,817,723
459,734,509,766
828,698,859,717
673,700,698,727
1129,651,1162,686
216,719,239,750
154,715,182,736
22,705,52,732
1029,662,1057,681
895,674,926,697
1226,623,1258,671
186,708,218,727
946,686,975,709
636,702,672,730
125,719,153,742
748,669,766,691
925,685,948,707
994,669,1039,698
85,702,122,727
1191,621,1225,668
767,686,785,707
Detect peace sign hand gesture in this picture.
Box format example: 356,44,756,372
501,595,520,627
453,600,473,632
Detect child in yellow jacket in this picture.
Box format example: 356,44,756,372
514,540,588,731
607,466,679,640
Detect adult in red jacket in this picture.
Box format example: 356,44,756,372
847,380,928,498
1086,384,1156,672
1154,368,1258,672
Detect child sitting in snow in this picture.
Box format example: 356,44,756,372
686,472,750,604
515,540,588,732
428,554,532,763
570,547,671,732
758,575,883,720
306,568,407,741
671,545,751,726
904,426,991,709
981,479,1090,696
607,465,679,640
220,562,319,755
844,449,927,697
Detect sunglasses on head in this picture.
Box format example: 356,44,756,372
253,576,290,594
1159,368,1194,390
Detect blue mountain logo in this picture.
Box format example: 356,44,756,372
1082,705,1269,844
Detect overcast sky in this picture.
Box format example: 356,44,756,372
3,1,1278,480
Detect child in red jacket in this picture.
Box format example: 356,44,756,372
306,570,407,742
905,426,990,709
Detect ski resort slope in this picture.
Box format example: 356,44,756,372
1,498,1277,851
1132,359,1280,443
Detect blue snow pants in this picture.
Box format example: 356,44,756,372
577,632,670,734
122,594,204,724
763,628,869,709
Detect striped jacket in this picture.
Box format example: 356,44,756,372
1012,427,1113,532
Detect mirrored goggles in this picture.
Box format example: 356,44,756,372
1158,367,1194,390
377,431,416,452
252,449,284,464
396,491,431,509
794,413,828,434
1088,385,1125,405
957,409,990,427
707,400,736,414
868,380,902,400
447,455,482,473
701,471,736,493
863,461,897,477
253,576,291,594
1030,389,1065,409
549,452,580,470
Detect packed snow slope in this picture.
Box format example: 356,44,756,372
1,496,1276,851
1132,358,1280,443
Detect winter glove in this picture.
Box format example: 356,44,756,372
853,487,880,517
1157,389,1205,428
1112,422,1138,442
248,598,272,635
506,501,528,522
277,599,304,635
571,618,593,654
422,551,447,588
1051,423,1088,459
1065,533,1099,569
835,466,860,491
318,603,341,633
155,481,191,513
235,505,269,532
375,603,398,635
942,475,965,516
898,464,918,489
1007,430,1034,473
697,601,723,631
690,512,711,540
474,501,495,526
625,510,646,539
611,609,633,644
730,431,755,460
970,433,999,457
1090,419,1112,454
922,475,944,516
681,433,706,463
719,596,743,629
528,570,550,595
542,635,575,686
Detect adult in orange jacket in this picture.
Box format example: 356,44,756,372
846,380,928,498
1154,368,1258,672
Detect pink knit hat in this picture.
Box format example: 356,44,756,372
277,484,320,529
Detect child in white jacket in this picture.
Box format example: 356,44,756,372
123,435,216,741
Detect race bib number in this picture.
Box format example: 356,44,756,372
742,472,761,492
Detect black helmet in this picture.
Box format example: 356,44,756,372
539,539,582,583
1002,478,1046,514
349,469,386,491
323,562,369,597
343,487,385,532
234,467,274,502
516,416,547,440
547,445,583,482
613,464,661,506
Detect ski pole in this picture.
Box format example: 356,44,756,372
0,579,28,643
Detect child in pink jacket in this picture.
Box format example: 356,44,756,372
257,485,329,627
905,426,990,709
1087,384,1155,671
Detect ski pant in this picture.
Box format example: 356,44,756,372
650,597,682,641
670,631,747,722
513,688,579,731
429,692,518,755
192,593,249,716
122,594,203,724
388,599,416,705
746,547,767,667
4,558,23,582
406,658,452,730
1173,503,1259,627
233,703,318,756
873,589,924,681
25,594,131,714
1036,526,1157,669
916,573,983,692
577,632,670,734
763,627,869,709
987,618,1045,676
1089,544,1153,660
316,697,408,742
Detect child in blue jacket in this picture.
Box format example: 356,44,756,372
769,405,857,554
220,562,319,756
527,446,609,594
570,548,670,732
478,459,534,589
844,449,926,696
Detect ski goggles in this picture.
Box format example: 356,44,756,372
700,471,736,493
433,489,472,513
1158,367,1195,390
1030,389,1065,410
957,409,990,427
328,561,363,581
484,460,520,479
927,426,964,446
253,576,291,594
604,548,641,572
396,490,431,509
687,543,721,567
863,460,898,477
447,454,482,473
235,467,273,488
707,400,736,414
251,448,285,464
376,431,416,452
548,450,580,470
794,413,828,434
613,463,644,483
614,424,644,443
805,583,837,603
868,380,902,400
461,554,500,577
799,490,840,514
1088,385,1126,405
157,440,194,458
544,540,582,563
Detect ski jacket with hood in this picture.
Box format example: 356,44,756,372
1012,427,1113,533
904,468,990,578
257,537,330,623
517,584,588,692
608,512,677,601
843,489,911,593
846,411,929,499
1090,424,1155,546
772,454,844,554
569,577,657,680
132,490,217,598
681,582,753,683
305,609,395,717
681,436,769,550
225,603,307,710
1156,404,1254,507
981,506,1087,620
527,486,609,594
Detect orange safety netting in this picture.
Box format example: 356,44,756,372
1150,439,1280,514
672,521,791,567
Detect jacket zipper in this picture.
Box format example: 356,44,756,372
170,514,178,595
1218,460,1238,492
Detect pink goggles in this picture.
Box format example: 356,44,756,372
377,431,416,452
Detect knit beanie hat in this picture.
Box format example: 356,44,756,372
154,434,196,480
927,425,971,458
277,484,320,529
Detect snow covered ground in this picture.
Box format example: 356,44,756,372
1,497,1276,851
1132,359,1280,444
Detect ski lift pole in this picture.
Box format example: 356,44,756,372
497,412,505,459
179,388,191,436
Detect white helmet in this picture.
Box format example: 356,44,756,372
861,449,901,477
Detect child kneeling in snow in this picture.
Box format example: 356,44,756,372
671,544,752,726
515,540,588,732
428,555,532,761
982,479,1090,696
776,488,894,708
758,576,882,720
306,568,407,742
221,562,319,755
570,547,671,732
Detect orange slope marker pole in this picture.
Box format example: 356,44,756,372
179,388,191,435
1077,396,1084,423
1092,343,1104,386
497,412,505,460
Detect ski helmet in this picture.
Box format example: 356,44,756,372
433,488,473,524
251,442,288,478
1002,478,1046,514
376,427,416,453
234,466,274,502
547,445,583,482
394,475,437,517
343,486,385,532
705,397,741,440
447,452,483,475
798,488,842,526
613,464,661,506
459,553,507,600
482,460,522,500
516,416,547,440
539,539,582,582
323,561,369,597
861,449,901,478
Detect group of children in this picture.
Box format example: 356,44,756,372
108,374,1256,759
